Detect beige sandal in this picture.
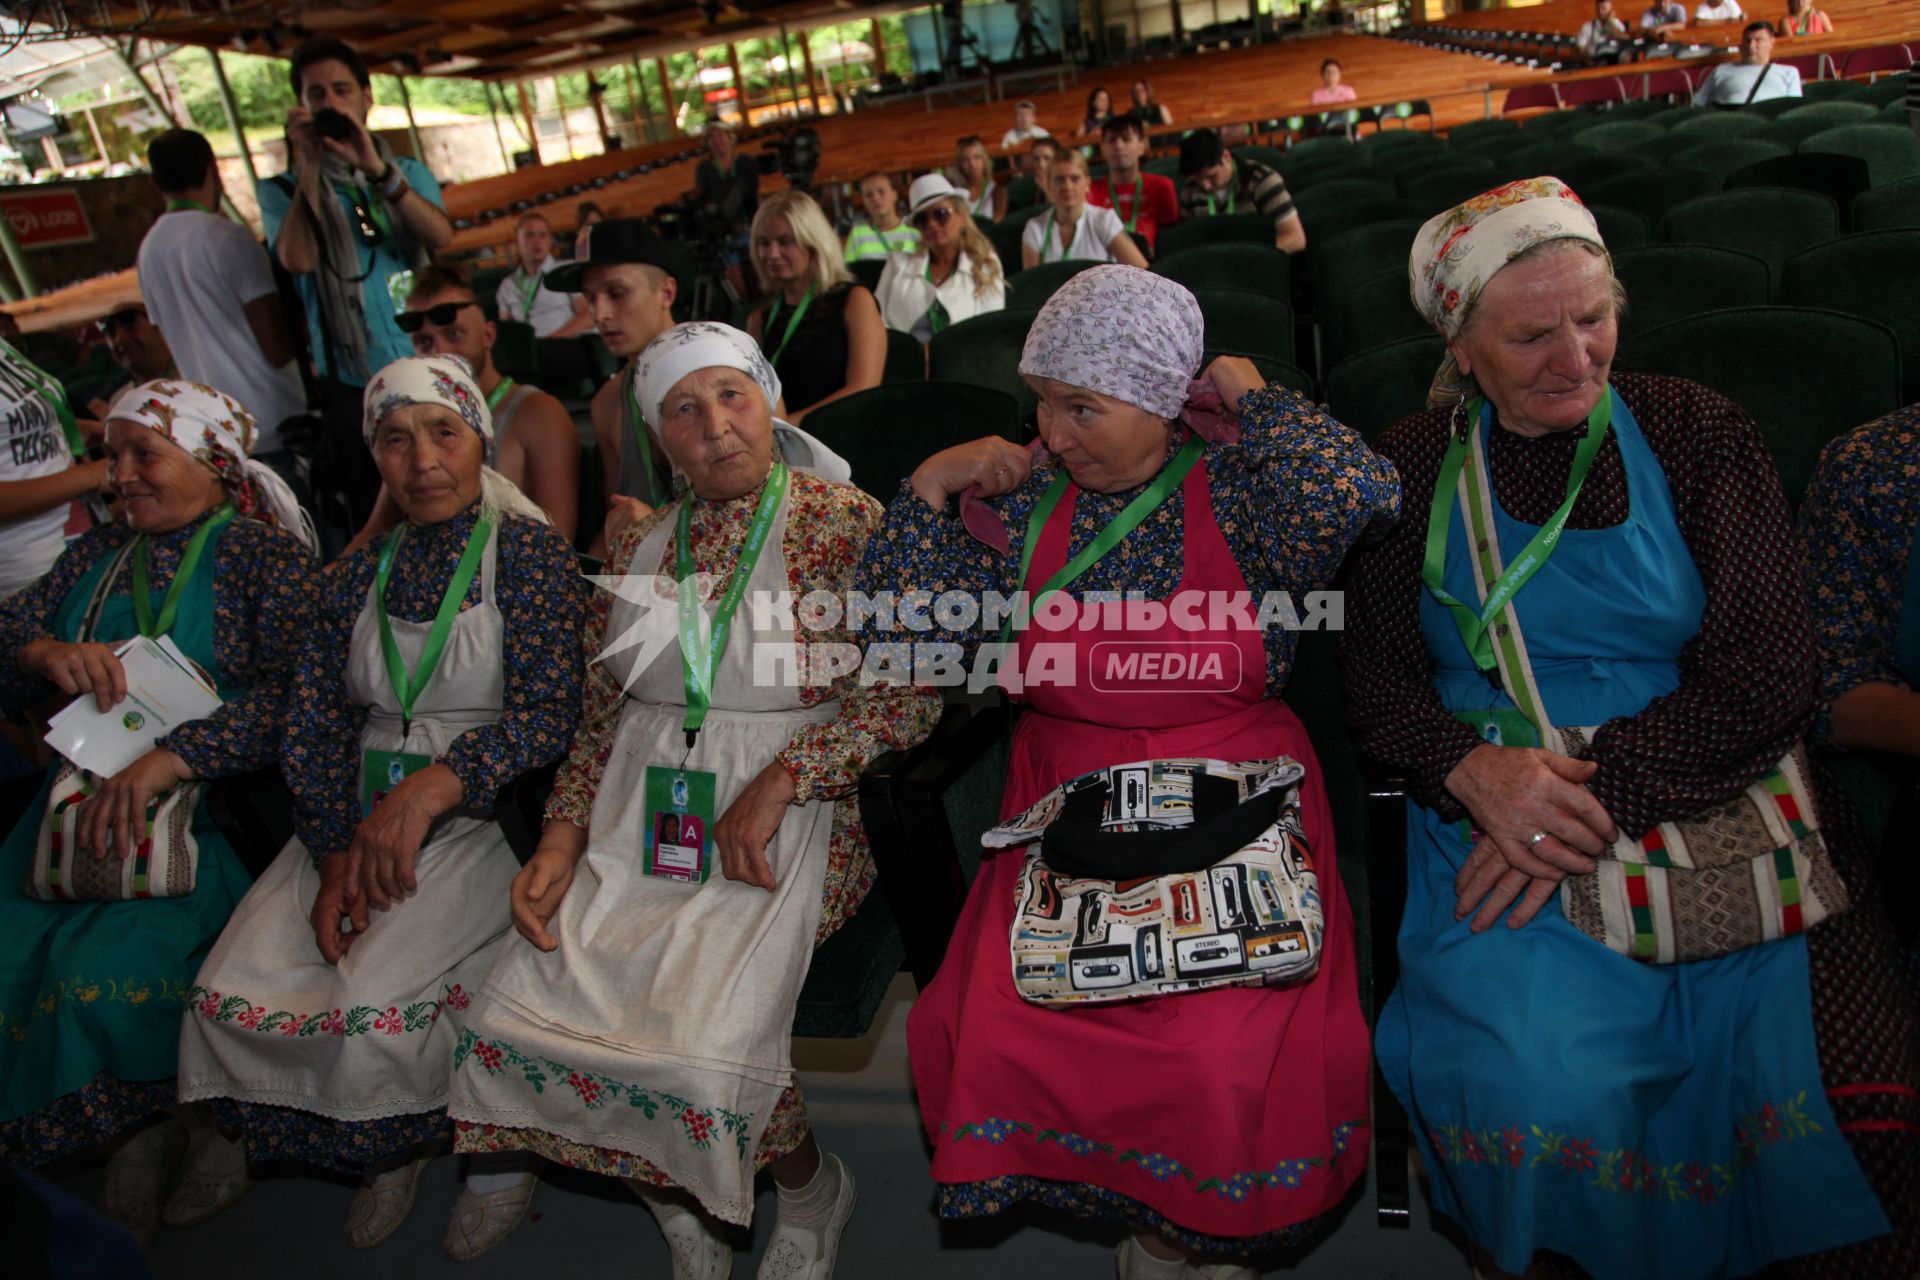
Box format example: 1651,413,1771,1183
102,1118,188,1247
343,1152,434,1249
162,1128,252,1228
442,1173,538,1261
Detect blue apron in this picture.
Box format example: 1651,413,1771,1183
1374,390,1888,1279
0,525,252,1159
1900,519,1920,688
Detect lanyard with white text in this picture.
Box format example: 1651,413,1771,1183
0,337,86,460
1121,179,1142,233
516,268,541,319
765,287,815,368
374,514,492,739
486,377,515,414
133,505,234,638
1000,434,1205,646
1421,392,1612,675
676,463,788,747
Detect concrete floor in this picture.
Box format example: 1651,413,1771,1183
64,974,1469,1280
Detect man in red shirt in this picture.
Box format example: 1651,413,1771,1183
1087,115,1179,255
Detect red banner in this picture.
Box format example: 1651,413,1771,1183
2,188,93,249
703,86,739,103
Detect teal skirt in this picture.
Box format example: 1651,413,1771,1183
0,765,249,1164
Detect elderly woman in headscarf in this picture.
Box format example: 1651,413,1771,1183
447,323,939,1280
171,354,587,1258
0,380,315,1241
1340,178,1918,1279
855,266,1401,1277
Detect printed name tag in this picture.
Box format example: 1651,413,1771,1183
360,748,433,817
644,765,716,883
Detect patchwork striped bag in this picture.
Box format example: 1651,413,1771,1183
1450,414,1847,963
25,536,204,901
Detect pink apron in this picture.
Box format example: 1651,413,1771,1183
906,458,1372,1240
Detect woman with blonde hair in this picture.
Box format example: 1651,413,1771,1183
745,190,885,424
1022,149,1148,269
950,135,1006,223
874,175,1007,342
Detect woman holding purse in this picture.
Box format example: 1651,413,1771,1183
0,380,314,1242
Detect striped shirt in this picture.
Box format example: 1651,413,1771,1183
1178,155,1297,229
844,221,921,262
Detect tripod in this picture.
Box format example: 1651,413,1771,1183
1011,1,1053,60
940,0,990,78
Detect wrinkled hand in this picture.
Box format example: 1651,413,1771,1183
603,496,654,552
909,437,1033,510
312,854,356,964
1445,744,1618,931
22,638,126,711
343,763,461,923
713,761,796,892
1196,355,1263,416
510,845,578,951
77,747,189,861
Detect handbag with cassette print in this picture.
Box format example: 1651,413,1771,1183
986,757,1324,1006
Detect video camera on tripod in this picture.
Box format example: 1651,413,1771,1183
759,125,822,193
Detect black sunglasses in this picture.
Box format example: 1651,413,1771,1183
395,300,480,333
96,308,145,335
911,206,956,230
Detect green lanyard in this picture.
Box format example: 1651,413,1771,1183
1204,159,1239,216
486,377,515,414
166,198,215,215
0,337,86,460
1000,434,1205,646
374,513,493,738
924,260,951,334
676,463,788,747
1420,393,1612,674
764,287,815,368
625,375,666,507
132,505,234,639
1119,178,1142,233
1040,211,1076,261
515,268,542,319
355,185,394,246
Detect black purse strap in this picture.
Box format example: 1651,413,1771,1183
1041,775,1289,881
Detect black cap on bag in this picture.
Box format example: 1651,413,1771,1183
544,217,675,292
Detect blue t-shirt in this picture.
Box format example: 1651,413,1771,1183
258,156,443,387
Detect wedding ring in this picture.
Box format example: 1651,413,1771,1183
1527,831,1549,848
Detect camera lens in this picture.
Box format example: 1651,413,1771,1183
313,107,354,141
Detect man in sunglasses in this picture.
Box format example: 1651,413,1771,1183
337,263,579,559
138,128,305,467
88,305,177,419
261,36,450,529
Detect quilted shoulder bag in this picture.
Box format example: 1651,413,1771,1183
988,757,1324,1006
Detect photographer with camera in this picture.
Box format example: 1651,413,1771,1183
261,36,452,530
693,122,759,300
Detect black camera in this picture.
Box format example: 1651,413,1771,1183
312,107,357,142
759,126,821,193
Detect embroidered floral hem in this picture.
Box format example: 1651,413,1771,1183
942,1116,1363,1204
936,1176,1336,1258
1422,1092,1827,1206
211,1098,450,1173
2,976,194,1049
451,1029,760,1160
187,982,469,1039
0,1074,173,1166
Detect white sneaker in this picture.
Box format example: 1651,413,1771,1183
162,1127,252,1227
102,1117,187,1247
630,1180,733,1280
757,1155,857,1280
343,1152,434,1249
1116,1237,1257,1279
443,1172,538,1261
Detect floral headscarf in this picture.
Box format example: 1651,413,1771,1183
1019,266,1204,421
1408,176,1604,338
111,378,317,555
362,353,492,451
632,321,781,431
361,353,552,526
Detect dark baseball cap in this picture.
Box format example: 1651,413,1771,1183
544,217,674,292
1179,129,1226,176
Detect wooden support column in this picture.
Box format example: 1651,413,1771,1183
656,57,675,125
515,81,539,162
485,81,514,168
727,42,747,123
798,29,820,115
871,18,886,72
626,58,648,131
206,48,261,194
396,74,425,163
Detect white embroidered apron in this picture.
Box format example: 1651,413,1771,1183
449,488,836,1225
178,527,519,1122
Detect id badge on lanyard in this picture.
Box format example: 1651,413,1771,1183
644,765,716,882
361,748,433,817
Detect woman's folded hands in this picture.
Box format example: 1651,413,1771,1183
1444,743,1619,932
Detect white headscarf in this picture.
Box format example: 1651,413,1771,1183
111,378,318,556
361,354,548,525
630,322,852,485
